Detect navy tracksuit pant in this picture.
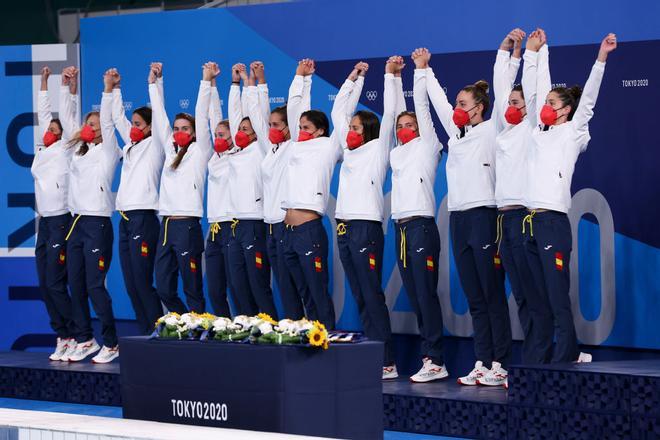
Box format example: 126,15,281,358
155,217,205,314
205,221,234,317
395,217,444,365
226,219,278,319
337,220,394,366
66,215,118,347
450,207,511,369
498,208,536,364
522,210,578,363
269,222,308,320
35,213,74,339
281,218,334,329
118,210,163,335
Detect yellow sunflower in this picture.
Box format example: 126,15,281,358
308,327,326,347
257,312,278,325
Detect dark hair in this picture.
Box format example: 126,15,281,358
49,118,63,133
396,111,417,127
133,106,152,126
461,80,490,116
352,110,380,144
511,84,524,99
67,111,100,156
551,85,583,121
271,105,287,126
170,113,196,170
300,110,329,137
240,116,252,129
216,120,230,131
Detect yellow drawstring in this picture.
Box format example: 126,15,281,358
231,219,239,237
119,211,129,222
162,217,171,246
336,222,347,236
65,214,82,241
269,223,273,235
210,222,220,241
495,214,504,255
399,226,407,269
522,210,537,237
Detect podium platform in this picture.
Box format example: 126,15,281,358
119,336,384,439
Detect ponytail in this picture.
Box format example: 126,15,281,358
552,85,583,120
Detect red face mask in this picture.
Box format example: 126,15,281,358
80,124,96,143
504,105,524,125
540,104,560,126
346,130,364,150
297,130,315,142
452,108,471,128
268,127,286,144
214,137,230,153
130,126,145,143
235,131,252,149
43,131,59,147
173,131,192,148
396,128,417,145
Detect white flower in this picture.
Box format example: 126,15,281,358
164,316,179,326
258,322,273,335
212,317,232,332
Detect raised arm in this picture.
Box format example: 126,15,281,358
228,63,246,142
412,48,441,149
494,29,524,132
101,69,120,159
331,62,366,148
521,31,542,128
110,70,132,145
287,59,314,141
531,30,552,124
422,54,456,138
572,33,616,142
195,62,215,161
58,67,80,143
148,62,172,153
379,56,405,147
250,61,271,123
37,67,53,132
209,72,223,140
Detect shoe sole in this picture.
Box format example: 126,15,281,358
92,356,118,364
409,373,449,383
476,380,507,387
382,375,399,380
68,347,100,363
457,379,478,386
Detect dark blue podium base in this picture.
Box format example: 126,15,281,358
2,348,660,439
119,336,384,439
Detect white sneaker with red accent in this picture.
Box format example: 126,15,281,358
49,338,72,361
91,345,119,364
576,352,593,363
67,339,100,362
457,361,489,386
59,340,78,362
477,361,508,387
383,365,399,380
410,358,449,383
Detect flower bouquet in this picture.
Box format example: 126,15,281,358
252,315,329,349
153,312,216,340
210,314,258,342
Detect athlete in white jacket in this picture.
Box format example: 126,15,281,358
331,59,400,379
109,67,164,336
63,68,122,364
31,66,76,362
152,62,214,315
390,51,447,383
420,45,512,386
521,31,617,364
224,62,278,319
280,59,342,329
246,61,313,321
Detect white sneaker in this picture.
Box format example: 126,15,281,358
67,339,100,362
49,338,72,361
576,352,593,363
91,345,119,364
383,365,399,380
457,361,489,386
59,340,78,362
477,361,508,387
410,358,449,383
